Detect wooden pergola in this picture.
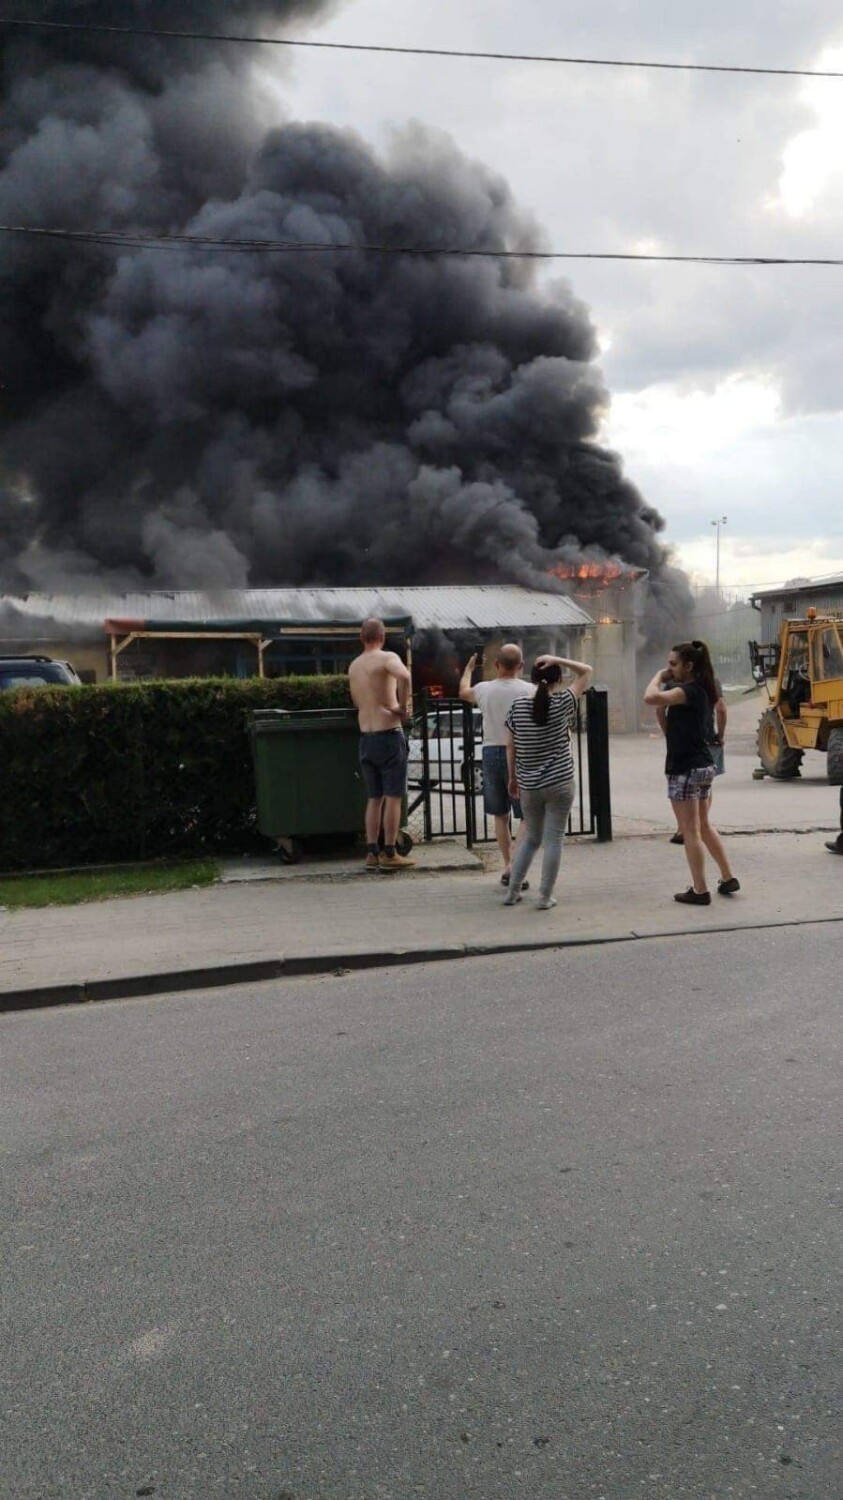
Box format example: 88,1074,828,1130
104,615,415,682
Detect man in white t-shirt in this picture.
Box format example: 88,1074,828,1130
459,643,535,886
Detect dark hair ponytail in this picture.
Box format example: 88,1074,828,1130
673,640,718,704
530,661,562,724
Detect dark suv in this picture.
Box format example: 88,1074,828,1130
0,655,82,690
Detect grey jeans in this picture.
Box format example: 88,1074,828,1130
509,782,576,898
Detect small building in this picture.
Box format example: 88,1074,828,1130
0,583,642,731
750,572,843,642
0,582,588,673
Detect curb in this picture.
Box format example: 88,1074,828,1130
3,982,88,1011
1,959,286,1013
218,858,484,886
3,914,841,1014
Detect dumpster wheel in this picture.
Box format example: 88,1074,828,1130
275,836,303,864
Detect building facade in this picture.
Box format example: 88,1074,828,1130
1,582,652,732
750,573,843,642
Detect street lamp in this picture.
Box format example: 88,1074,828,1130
711,515,728,592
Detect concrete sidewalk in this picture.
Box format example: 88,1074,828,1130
4,691,840,1009
2,830,840,1009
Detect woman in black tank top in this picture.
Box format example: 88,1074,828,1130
644,640,740,906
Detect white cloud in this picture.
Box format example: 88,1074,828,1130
604,376,782,467
675,534,843,589
771,47,843,216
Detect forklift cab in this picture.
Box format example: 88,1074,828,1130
784,630,811,716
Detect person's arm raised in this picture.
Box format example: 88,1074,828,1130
643,667,687,707
535,654,594,699
458,653,478,704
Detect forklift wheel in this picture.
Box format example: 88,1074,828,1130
755,708,803,779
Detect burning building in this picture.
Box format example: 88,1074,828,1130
0,583,594,693
549,560,650,730
0,577,661,728
0,0,693,660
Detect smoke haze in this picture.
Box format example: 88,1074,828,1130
1,1,692,632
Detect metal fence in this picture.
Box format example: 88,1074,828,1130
406,688,612,848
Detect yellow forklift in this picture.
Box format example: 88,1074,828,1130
749,609,843,782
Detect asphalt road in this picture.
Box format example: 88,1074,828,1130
3,928,840,1500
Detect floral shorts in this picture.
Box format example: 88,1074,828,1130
667,765,716,802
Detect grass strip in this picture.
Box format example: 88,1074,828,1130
0,861,219,909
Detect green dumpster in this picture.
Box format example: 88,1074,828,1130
249,709,412,861
250,708,364,842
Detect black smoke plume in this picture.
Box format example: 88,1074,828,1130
1,1,692,635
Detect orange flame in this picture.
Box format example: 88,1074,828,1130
548,559,627,585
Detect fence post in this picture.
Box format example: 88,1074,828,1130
461,700,476,848
419,689,432,843
586,687,613,842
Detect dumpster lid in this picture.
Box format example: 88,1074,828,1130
249,707,358,729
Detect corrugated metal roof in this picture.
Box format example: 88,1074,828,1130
750,572,843,600
2,585,594,633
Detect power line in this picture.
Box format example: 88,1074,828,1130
1,225,840,266
1,17,841,81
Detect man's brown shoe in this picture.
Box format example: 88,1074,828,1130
365,852,380,871
378,850,416,871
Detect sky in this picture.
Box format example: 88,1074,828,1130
261,0,843,592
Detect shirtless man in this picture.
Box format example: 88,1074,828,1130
348,618,415,871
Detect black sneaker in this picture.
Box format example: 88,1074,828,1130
669,832,685,845
674,888,711,906
501,873,529,890
717,877,741,895
825,840,843,855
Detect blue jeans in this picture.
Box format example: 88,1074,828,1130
482,745,522,819
509,782,576,899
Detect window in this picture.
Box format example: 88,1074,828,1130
0,673,52,688
814,626,843,680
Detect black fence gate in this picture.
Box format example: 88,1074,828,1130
408,687,612,847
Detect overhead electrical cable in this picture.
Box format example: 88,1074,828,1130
1,17,841,81
1,225,839,266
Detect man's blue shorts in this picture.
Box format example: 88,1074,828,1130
482,745,522,819
359,729,408,799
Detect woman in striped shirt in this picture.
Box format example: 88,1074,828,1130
503,653,594,909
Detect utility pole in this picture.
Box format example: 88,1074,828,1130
711,515,727,592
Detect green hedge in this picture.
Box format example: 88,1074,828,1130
0,676,351,871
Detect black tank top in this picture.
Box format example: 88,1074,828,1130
665,680,714,774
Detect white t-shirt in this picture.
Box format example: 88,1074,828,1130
473,677,535,746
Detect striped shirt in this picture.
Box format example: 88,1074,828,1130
505,688,578,791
